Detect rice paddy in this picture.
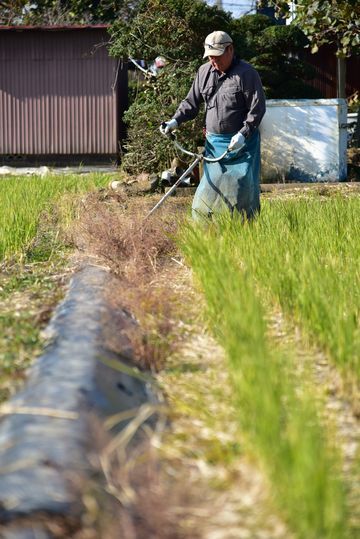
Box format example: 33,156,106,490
0,176,359,537
178,194,360,538
0,173,111,261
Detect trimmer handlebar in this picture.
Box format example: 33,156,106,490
146,126,229,219
160,126,229,162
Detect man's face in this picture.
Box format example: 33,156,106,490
209,45,234,74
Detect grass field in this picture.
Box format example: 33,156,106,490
0,177,359,537
182,195,360,386
0,173,112,400
178,195,360,539
0,173,111,261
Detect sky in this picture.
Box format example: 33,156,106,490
206,0,257,19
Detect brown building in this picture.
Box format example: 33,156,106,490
305,45,360,99
0,25,127,166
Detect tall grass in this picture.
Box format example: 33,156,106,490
231,196,360,383
0,174,110,261
178,202,355,538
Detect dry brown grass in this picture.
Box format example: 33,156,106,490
122,288,181,372
73,416,199,539
72,189,190,374
68,188,210,538
98,439,204,539
73,189,185,283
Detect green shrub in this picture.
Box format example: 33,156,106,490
109,0,232,174
258,24,309,52
109,7,322,174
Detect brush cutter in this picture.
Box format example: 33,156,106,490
145,125,229,219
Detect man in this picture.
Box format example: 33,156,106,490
160,31,266,220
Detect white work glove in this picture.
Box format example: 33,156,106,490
228,132,245,152
160,119,178,135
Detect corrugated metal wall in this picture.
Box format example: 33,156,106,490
0,27,125,157
305,46,360,99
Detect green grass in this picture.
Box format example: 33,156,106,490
0,310,41,399
0,172,113,400
236,197,360,383
178,197,358,538
0,173,111,261
183,196,360,384
0,258,67,402
1,176,358,534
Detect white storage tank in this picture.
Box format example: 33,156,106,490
260,99,347,182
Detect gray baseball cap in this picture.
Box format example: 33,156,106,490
203,31,233,58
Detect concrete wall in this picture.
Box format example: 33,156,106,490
260,99,347,182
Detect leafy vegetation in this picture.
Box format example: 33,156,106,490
109,2,319,175
231,14,320,99
259,0,360,57
0,0,137,25
109,0,232,175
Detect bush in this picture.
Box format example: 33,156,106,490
230,13,275,56
241,16,321,100
121,62,205,174
258,24,309,52
109,6,322,174
109,0,232,174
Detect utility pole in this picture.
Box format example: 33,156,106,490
337,56,346,99
215,0,223,8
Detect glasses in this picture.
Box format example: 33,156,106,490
204,42,231,49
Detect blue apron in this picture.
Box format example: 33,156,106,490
192,130,261,220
